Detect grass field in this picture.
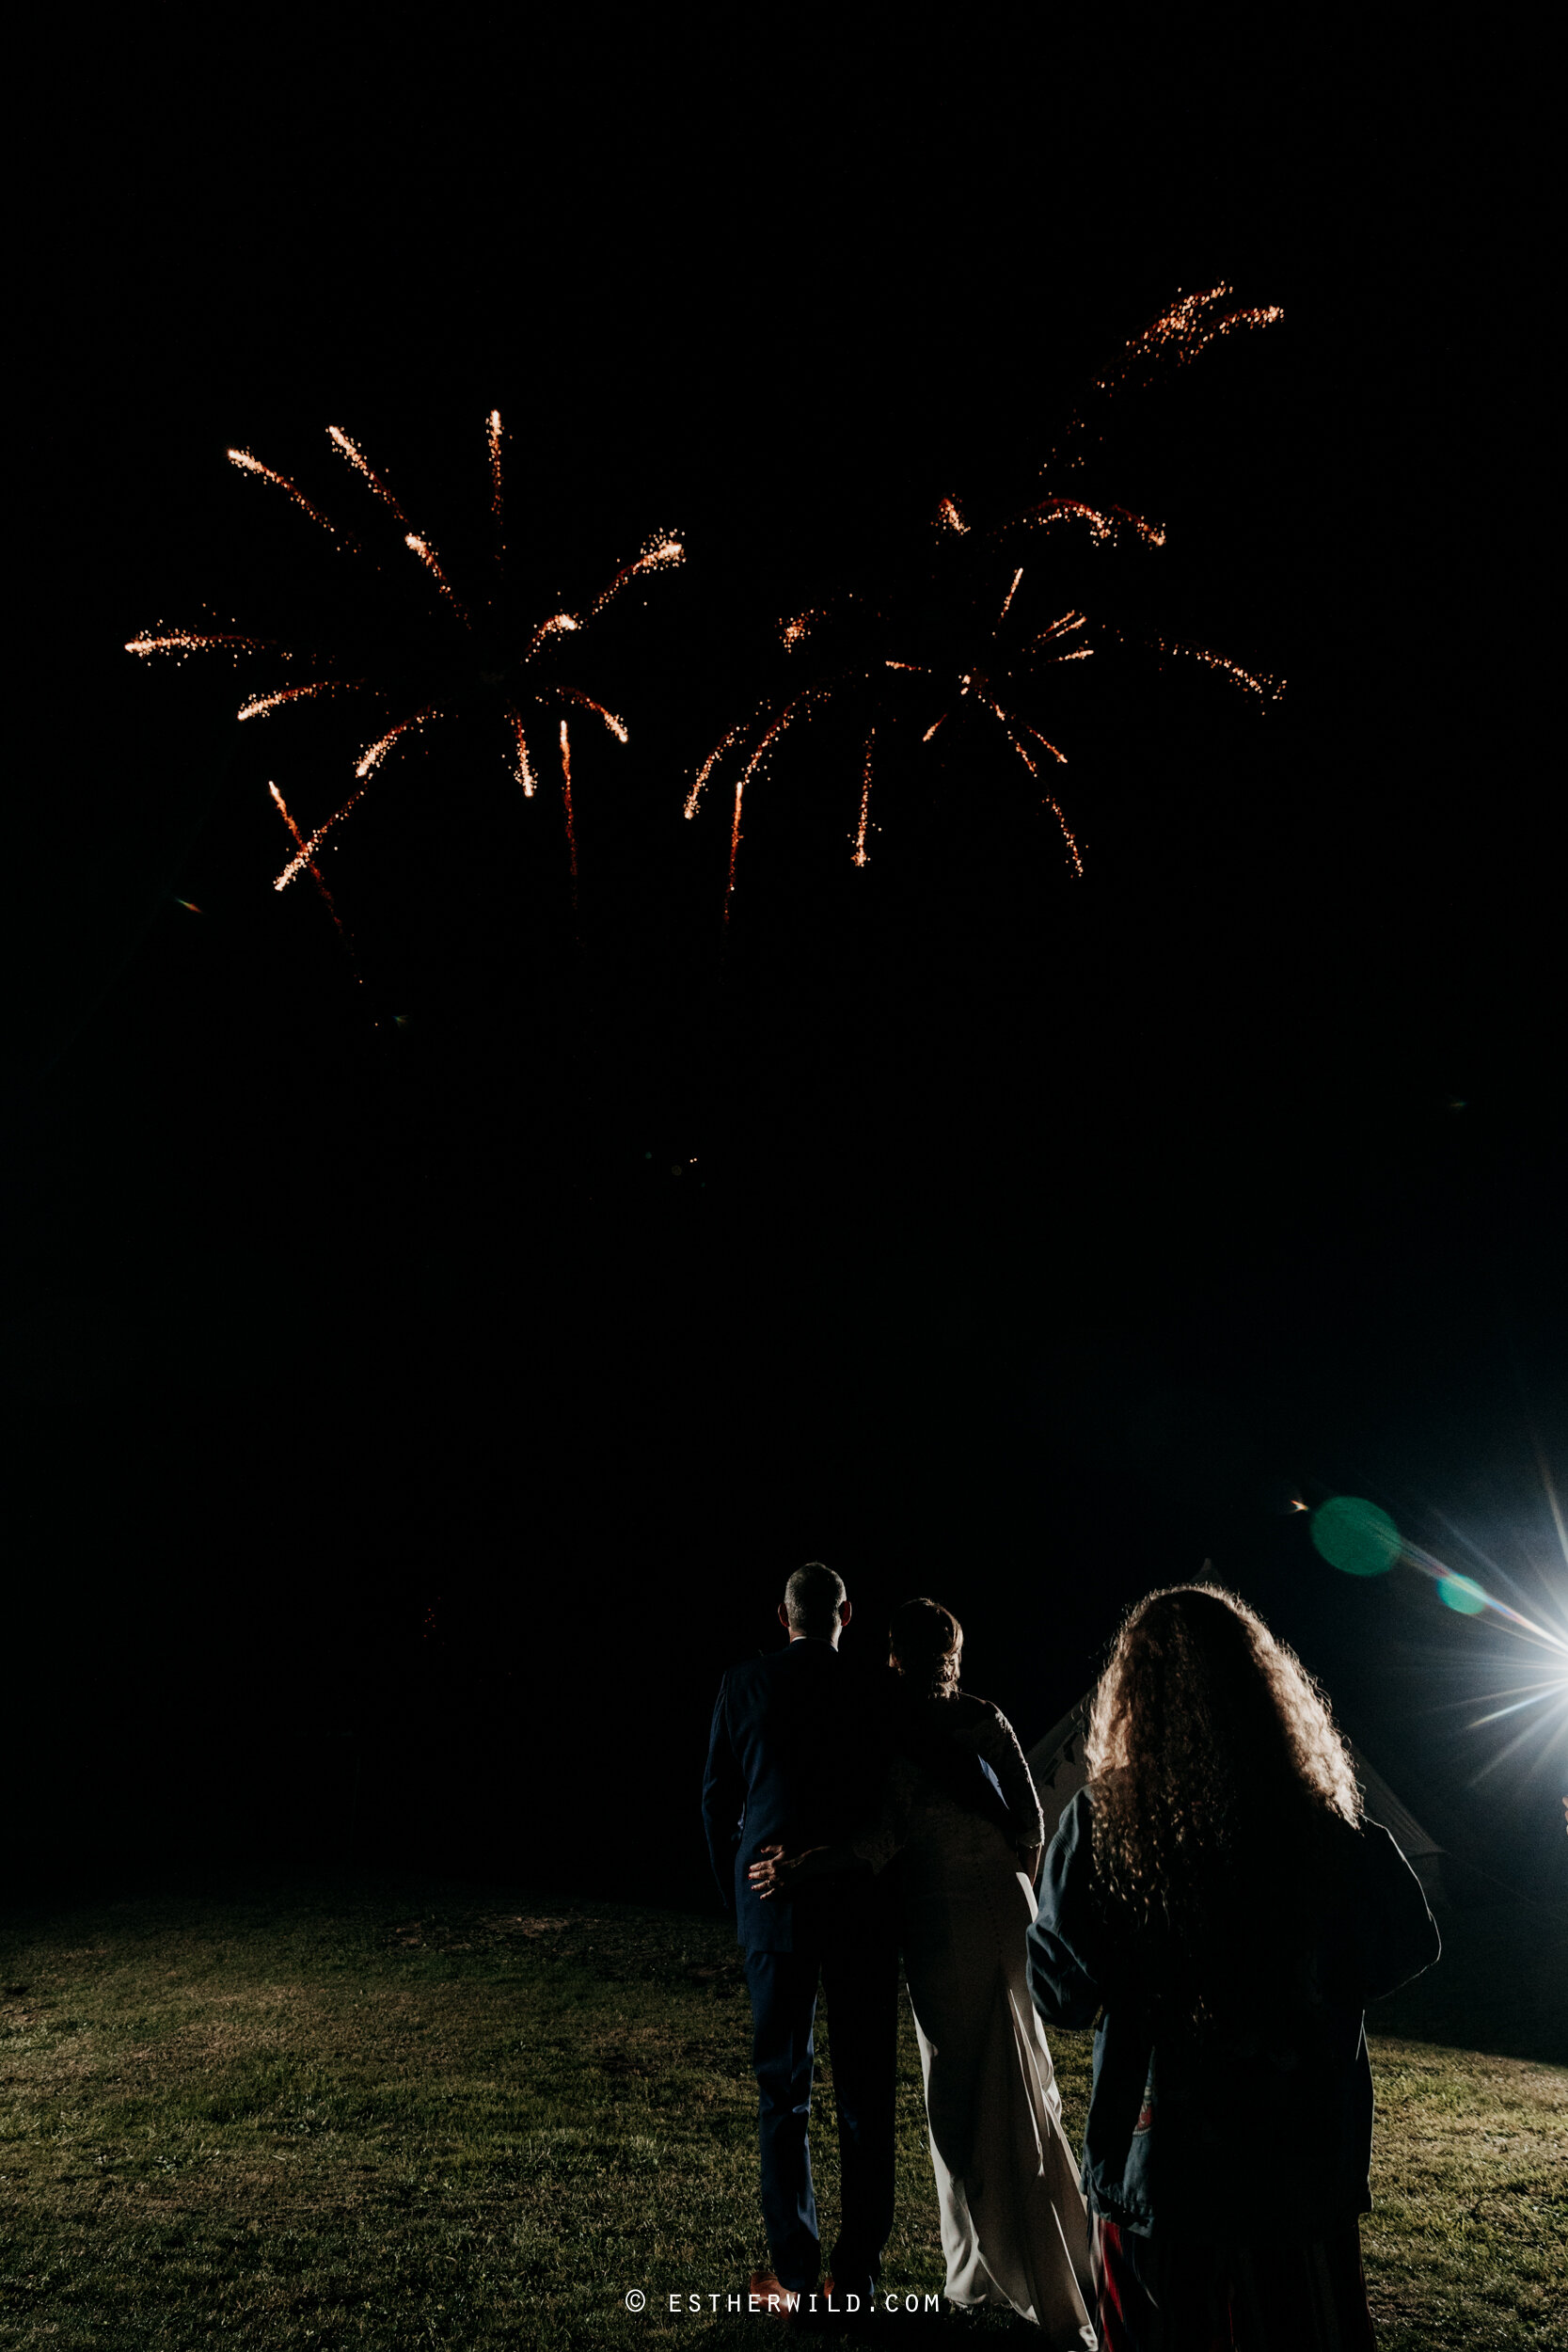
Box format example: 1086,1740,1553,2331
1,1883,1562,2348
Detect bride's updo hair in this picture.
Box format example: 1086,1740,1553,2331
889,1597,963,1699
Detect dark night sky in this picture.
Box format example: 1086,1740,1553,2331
8,14,1562,1902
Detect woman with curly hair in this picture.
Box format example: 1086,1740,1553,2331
752,1599,1096,2344
1027,1583,1440,2351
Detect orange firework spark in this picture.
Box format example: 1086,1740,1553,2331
558,687,628,743
721,685,839,923
404,532,472,629
487,408,505,558
237,679,368,723
326,426,411,527
685,719,751,821
356,707,439,783
506,706,536,797
136,415,683,920
688,284,1280,920
1131,632,1285,704
227,448,352,547
1045,284,1286,469
1000,728,1084,877
527,611,579,657
267,780,365,979
125,625,274,664
1013,495,1165,548
586,533,685,621
1031,611,1088,647
274,787,367,891
559,719,578,895
1092,283,1285,396
851,729,875,866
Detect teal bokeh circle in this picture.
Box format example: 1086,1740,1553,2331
1437,1574,1486,1615
1309,1495,1402,1578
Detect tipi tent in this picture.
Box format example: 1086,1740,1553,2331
1024,1699,1447,1904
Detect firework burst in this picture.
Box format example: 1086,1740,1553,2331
127,416,683,911
689,286,1285,920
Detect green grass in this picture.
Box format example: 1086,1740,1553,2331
1,1884,1561,2347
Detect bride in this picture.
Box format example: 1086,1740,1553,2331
751,1598,1096,2344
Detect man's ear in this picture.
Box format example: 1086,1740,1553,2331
840,1598,853,1628
778,1602,791,1630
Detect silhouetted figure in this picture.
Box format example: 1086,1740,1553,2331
1028,1583,1440,2351
702,1562,897,2316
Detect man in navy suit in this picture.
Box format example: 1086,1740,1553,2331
702,1562,898,2315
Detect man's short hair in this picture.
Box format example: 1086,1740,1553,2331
784,1561,847,1635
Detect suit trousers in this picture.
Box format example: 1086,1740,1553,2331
743,1935,899,2296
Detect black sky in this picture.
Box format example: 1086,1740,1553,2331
8,12,1562,1902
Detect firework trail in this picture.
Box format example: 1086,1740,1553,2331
851,729,875,866
487,409,505,560
1012,496,1165,548
404,532,473,629
506,706,536,796
131,414,683,914
560,719,578,910
721,682,845,924
1127,632,1284,704
326,426,411,528
586,533,685,621
689,287,1284,919
238,680,368,723
125,625,275,664
274,787,368,891
267,780,365,981
685,719,751,821
228,447,356,548
1046,283,1286,469
694,566,1091,915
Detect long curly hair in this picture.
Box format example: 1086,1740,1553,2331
1085,1583,1362,2030
888,1597,963,1700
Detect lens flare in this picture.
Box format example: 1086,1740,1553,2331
1310,1496,1402,1578
1438,1574,1487,1616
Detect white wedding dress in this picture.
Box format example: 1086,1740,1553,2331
859,1702,1097,2346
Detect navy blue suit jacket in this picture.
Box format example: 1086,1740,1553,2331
703,1639,894,1953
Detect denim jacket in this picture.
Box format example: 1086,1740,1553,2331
1026,1788,1440,2241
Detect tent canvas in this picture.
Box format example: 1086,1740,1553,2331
1024,1699,1447,1902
